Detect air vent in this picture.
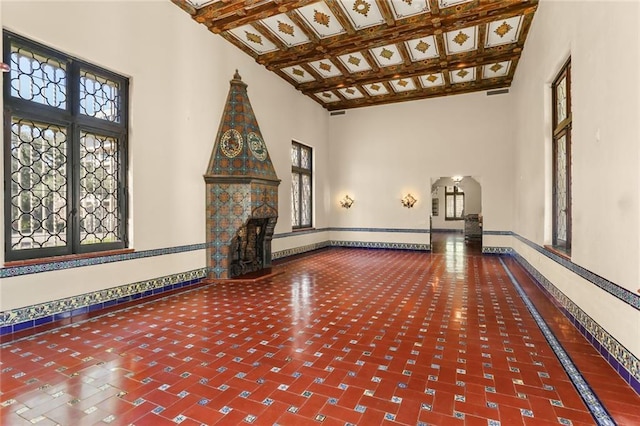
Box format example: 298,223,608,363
330,110,346,116
487,88,509,96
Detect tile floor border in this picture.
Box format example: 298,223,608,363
513,253,640,395
499,257,616,426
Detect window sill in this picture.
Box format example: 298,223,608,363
292,227,315,233
4,248,134,268
544,245,571,260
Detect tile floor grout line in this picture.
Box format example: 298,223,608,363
498,256,616,426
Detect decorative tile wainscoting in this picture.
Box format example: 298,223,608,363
485,232,640,394
0,268,208,336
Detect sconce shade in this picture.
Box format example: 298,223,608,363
402,193,417,208
340,195,354,209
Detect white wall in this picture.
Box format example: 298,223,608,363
328,92,513,234
511,0,640,356
0,0,330,311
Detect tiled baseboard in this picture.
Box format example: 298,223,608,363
0,268,208,336
513,253,640,395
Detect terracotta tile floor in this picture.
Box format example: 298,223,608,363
1,244,638,425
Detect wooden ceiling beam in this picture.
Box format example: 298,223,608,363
324,0,356,35
376,0,396,27
324,79,512,111
195,0,320,33
298,50,520,93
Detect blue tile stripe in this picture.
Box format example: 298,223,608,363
511,233,639,311
0,267,208,334
513,253,640,394
274,227,430,239
330,240,429,251
0,243,207,278
499,257,616,426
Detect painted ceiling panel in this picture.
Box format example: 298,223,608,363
174,0,539,110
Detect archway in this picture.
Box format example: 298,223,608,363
429,176,482,255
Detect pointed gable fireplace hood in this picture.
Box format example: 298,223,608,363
204,71,280,279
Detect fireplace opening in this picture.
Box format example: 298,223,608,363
229,218,270,278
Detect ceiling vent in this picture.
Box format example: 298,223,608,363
330,110,346,116
487,88,510,96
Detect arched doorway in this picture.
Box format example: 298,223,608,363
430,176,482,255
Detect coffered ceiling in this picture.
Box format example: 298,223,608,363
172,0,539,111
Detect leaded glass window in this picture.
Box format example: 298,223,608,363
552,59,571,253
291,141,312,229
3,31,129,261
445,186,464,220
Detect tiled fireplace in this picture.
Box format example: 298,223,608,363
204,71,280,279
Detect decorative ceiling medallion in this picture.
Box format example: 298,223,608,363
450,67,475,83
363,82,389,96
389,0,430,18
371,45,403,67
314,91,340,102
260,14,310,47
309,60,342,78
419,73,444,88
494,21,513,38
339,86,364,99
444,26,477,54
380,48,394,60
245,31,263,45
406,36,439,61
391,78,416,92
353,0,371,16
314,10,331,27
486,16,523,48
282,66,316,83
319,62,332,72
278,21,295,36
296,3,346,38
348,55,361,66
453,31,469,46
482,61,511,78
415,40,430,53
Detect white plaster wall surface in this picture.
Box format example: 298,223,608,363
329,230,430,246
328,92,513,234
0,1,329,309
513,239,639,357
1,251,203,312
272,230,330,253
511,0,639,291
510,0,640,364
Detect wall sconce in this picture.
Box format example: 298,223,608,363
401,193,417,208
340,195,354,209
